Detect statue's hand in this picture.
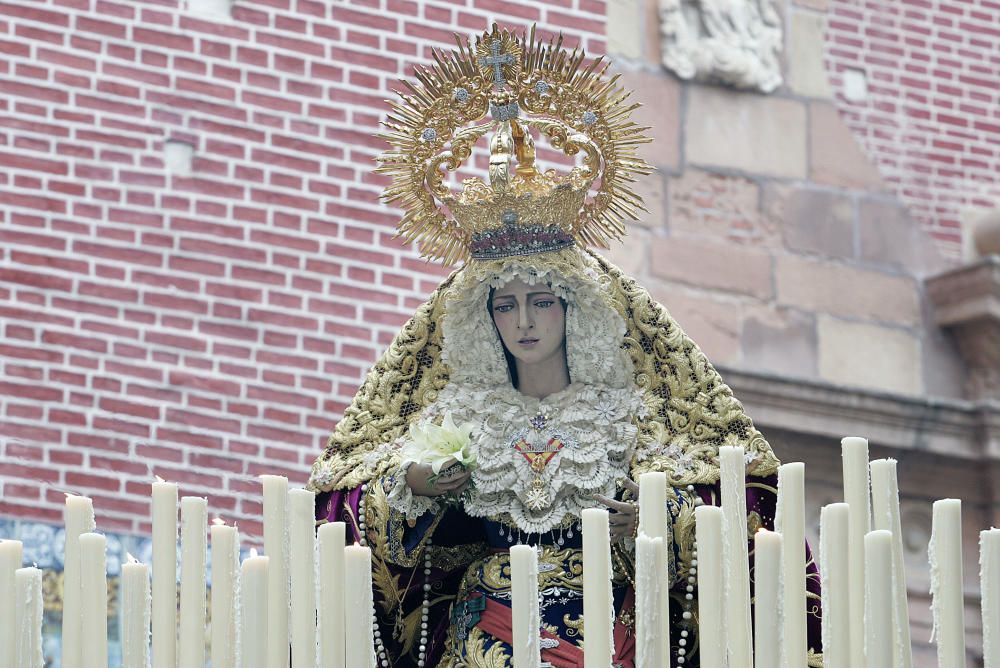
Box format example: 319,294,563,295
405,460,472,498
594,477,640,543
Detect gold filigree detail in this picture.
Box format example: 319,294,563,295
453,624,512,667
363,479,406,614
473,545,589,594
377,24,652,264
673,489,698,581
562,613,585,639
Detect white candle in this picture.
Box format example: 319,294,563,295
864,530,894,668
1,539,24,668
319,522,346,668
638,471,668,538
869,458,913,668
720,445,753,666
776,462,806,668
695,505,725,668
80,532,108,668
981,528,1000,668
754,529,783,668
289,489,318,668
582,508,613,668
211,520,240,668
62,494,95,668
819,503,850,668
510,544,541,668
242,554,270,668
262,474,291,668
635,534,666,667
930,499,966,668
841,436,870,668
14,566,42,668
180,496,208,668
637,471,671,663
345,544,376,668
151,479,178,668
120,556,150,668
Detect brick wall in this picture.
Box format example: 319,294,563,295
824,0,1000,256
0,0,605,542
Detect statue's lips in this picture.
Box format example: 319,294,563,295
518,337,539,346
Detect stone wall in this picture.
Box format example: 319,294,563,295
604,0,970,402
607,1,997,664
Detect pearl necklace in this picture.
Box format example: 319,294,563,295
358,482,432,667
676,484,702,665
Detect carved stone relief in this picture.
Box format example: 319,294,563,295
659,0,784,92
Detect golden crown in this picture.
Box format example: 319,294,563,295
377,24,653,264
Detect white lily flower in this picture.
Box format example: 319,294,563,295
401,412,477,474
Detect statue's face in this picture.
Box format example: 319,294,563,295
490,278,566,370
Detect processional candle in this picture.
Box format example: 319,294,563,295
635,534,666,667
869,458,913,668
819,503,850,668
261,474,291,668
289,488,318,668
511,544,542,668
841,436,870,668
15,566,42,668
864,530,894,667
179,496,208,668
719,445,753,666
754,529,783,668
242,553,270,668
1,539,24,668
694,505,725,668
981,528,1000,668
211,519,240,668
776,462,806,668
582,508,613,668
930,499,966,668
637,471,671,663
80,532,108,668
63,494,95,668
345,544,376,668
151,479,178,668
120,555,150,668
319,522,347,668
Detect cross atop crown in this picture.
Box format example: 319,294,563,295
479,39,516,88
475,26,521,91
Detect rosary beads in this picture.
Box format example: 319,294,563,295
358,482,432,668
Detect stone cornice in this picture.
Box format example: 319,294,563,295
925,256,1000,326
717,366,1000,460
925,256,1000,401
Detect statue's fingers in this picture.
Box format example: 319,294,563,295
594,494,632,513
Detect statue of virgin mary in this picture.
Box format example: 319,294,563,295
307,24,823,667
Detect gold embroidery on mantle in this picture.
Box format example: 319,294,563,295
308,249,779,496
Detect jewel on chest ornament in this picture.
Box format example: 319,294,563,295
510,410,569,512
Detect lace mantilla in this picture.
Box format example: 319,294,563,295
387,253,647,533
388,381,646,534
441,252,634,389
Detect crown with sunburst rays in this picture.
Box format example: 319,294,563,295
376,24,653,265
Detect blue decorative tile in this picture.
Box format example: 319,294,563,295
20,522,58,569
0,517,15,541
